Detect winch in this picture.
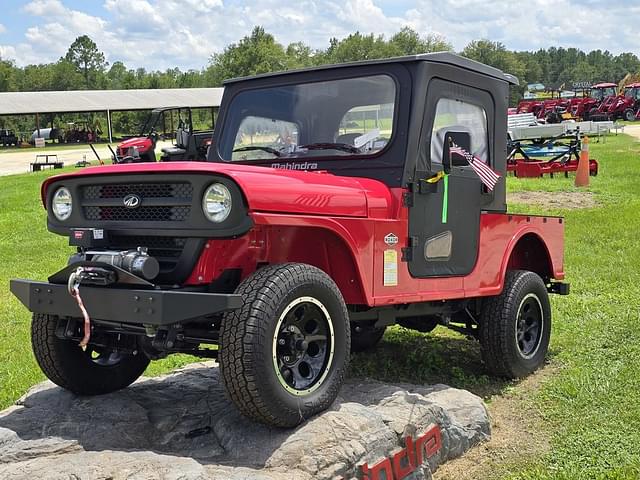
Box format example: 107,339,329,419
89,248,160,281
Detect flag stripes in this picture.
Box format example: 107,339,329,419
449,144,500,191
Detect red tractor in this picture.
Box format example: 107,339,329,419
114,107,213,163
622,83,640,121
517,94,571,124
11,54,568,427
569,83,616,120
584,82,622,120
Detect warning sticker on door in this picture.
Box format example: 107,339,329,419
383,249,398,286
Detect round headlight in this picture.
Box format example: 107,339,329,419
202,183,232,223
52,187,72,221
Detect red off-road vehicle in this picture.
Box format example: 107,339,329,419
11,54,568,427
115,107,213,163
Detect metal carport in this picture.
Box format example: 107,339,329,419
0,88,224,143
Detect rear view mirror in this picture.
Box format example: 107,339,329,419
441,130,471,174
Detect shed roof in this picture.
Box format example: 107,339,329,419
0,88,223,116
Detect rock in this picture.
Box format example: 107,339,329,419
0,363,489,480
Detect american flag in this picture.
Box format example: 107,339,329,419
449,143,501,191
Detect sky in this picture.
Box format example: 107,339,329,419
0,0,638,72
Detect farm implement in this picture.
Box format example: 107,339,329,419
507,129,598,178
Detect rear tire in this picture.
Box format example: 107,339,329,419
479,270,551,379
220,263,350,427
31,314,150,395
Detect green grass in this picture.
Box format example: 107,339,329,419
351,133,640,478
0,166,195,407
1,135,640,478
507,135,640,478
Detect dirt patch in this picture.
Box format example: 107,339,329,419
508,191,599,209
434,364,557,480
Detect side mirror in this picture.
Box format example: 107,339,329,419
441,130,471,174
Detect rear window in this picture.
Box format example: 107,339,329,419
218,75,396,162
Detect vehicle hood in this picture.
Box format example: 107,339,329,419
118,137,151,150
42,162,394,218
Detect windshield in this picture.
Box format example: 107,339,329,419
624,88,640,100
217,75,396,162
139,109,191,136
589,87,616,100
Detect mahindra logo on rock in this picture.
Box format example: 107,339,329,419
122,194,141,209
341,424,442,480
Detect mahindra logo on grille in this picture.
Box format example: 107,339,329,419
123,194,141,209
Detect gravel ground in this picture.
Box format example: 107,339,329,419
0,141,173,176
622,124,640,140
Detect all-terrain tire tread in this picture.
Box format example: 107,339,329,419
220,263,350,427
479,270,550,378
32,314,75,390
31,313,150,395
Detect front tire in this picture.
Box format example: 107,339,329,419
220,263,350,427
479,270,551,378
31,314,150,395
624,109,636,122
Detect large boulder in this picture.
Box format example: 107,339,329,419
0,362,489,479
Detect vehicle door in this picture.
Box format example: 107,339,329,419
407,78,495,278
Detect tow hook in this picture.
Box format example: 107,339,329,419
68,267,92,347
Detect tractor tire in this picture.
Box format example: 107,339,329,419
220,263,350,427
479,270,551,379
31,314,150,395
624,109,636,122
351,325,386,352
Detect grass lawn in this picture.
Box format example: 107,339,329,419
0,134,639,478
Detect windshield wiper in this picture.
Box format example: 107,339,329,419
298,142,361,154
233,146,283,157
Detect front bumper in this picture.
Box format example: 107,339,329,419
10,279,242,326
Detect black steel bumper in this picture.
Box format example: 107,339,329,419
10,279,243,326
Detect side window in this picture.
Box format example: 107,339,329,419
232,116,298,160
430,98,489,167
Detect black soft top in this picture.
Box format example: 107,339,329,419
223,52,519,86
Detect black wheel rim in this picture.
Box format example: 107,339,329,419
84,345,125,366
515,293,543,359
273,296,334,396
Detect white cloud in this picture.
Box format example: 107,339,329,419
104,0,165,30
0,24,6,34
3,0,640,71
0,44,17,59
23,0,67,16
404,0,640,55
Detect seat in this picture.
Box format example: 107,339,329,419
431,125,487,166
161,126,189,156
335,133,361,145
161,146,187,155
178,128,190,149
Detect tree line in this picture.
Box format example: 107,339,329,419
1,28,639,136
